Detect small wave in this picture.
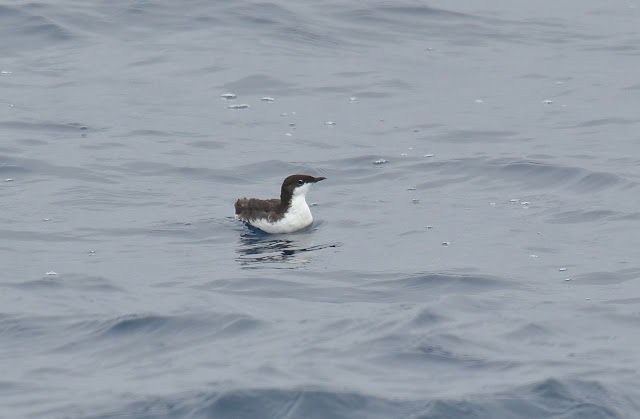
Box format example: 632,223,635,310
546,209,619,224
571,268,640,285
0,5,75,52
88,378,637,419
577,117,638,127
221,74,296,96
0,120,89,133
365,272,508,293
407,157,636,192
96,312,262,340
7,274,120,292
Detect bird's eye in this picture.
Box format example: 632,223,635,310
297,179,304,185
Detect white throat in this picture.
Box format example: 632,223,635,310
248,184,314,234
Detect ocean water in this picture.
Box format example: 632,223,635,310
2,1,640,417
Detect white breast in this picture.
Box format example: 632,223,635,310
249,193,313,234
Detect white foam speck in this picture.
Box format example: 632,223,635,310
220,93,236,99
325,121,336,125
261,97,274,102
46,271,58,276
559,268,567,271
227,104,249,109
543,99,554,104
424,154,434,158
372,159,388,165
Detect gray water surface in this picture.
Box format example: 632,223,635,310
2,1,640,418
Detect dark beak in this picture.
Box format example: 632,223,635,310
314,176,326,182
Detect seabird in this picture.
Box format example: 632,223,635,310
234,174,326,234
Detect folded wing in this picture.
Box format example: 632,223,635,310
234,198,285,223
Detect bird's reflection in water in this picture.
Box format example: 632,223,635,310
235,225,338,268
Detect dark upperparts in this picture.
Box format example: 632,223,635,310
234,174,325,222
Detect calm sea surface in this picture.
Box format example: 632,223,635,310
2,1,640,418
